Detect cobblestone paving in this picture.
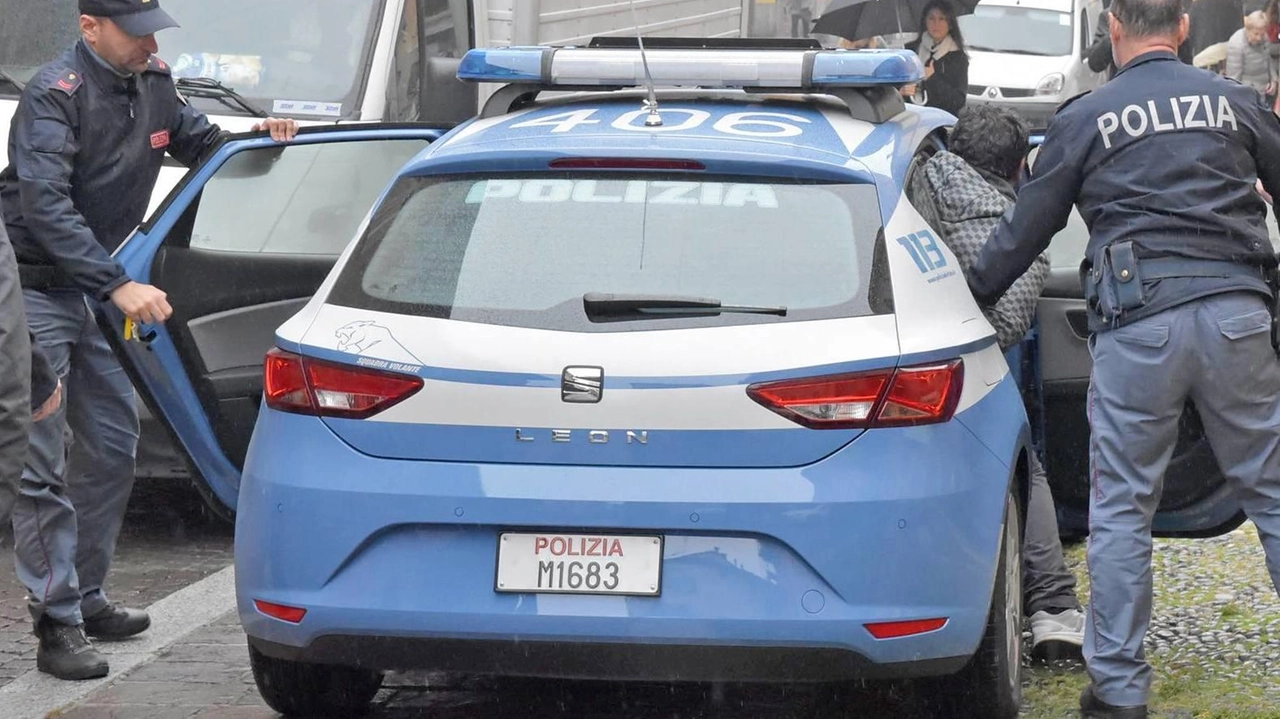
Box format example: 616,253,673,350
1,480,234,691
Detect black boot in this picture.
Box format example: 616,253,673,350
36,618,109,680
1080,684,1148,719
84,604,151,640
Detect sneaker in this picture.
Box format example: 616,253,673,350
1029,607,1085,660
36,619,109,680
84,604,151,640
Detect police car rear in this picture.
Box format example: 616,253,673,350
234,43,1030,718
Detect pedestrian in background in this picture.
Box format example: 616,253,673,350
1226,11,1278,104
964,0,1280,715
902,0,969,116
1,0,297,680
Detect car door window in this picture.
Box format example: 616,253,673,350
183,138,429,255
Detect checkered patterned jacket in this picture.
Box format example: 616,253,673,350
907,151,1050,351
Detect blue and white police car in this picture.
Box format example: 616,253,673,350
95,38,1257,718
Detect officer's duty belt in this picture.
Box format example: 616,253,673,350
1138,257,1267,281
17,264,71,290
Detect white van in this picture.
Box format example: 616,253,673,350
0,0,814,214
959,0,1108,128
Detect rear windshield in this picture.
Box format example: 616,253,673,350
328,173,890,332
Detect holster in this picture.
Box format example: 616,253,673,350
1083,243,1265,330
1082,241,1146,323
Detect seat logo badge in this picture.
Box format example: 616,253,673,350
562,366,604,403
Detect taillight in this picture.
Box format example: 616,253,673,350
255,599,307,623
864,617,948,639
263,348,423,419
746,360,963,429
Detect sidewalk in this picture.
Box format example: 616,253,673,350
54,611,273,719
0,567,238,719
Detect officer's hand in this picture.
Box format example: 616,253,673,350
33,379,62,423
110,281,174,325
252,117,300,142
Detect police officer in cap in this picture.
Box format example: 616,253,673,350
965,0,1280,715
0,0,298,680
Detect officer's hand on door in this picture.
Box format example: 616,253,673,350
251,117,300,142
110,281,173,325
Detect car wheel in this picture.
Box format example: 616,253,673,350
931,488,1023,718
249,644,383,717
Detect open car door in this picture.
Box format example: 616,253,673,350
95,125,446,517
1027,139,1261,538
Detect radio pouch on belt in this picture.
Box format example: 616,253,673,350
1108,241,1145,311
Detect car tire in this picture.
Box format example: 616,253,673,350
931,487,1023,718
249,644,383,717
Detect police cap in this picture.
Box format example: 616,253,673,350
78,0,180,37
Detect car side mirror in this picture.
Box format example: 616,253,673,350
418,55,478,126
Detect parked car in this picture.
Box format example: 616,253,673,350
959,0,1109,128
94,40,1264,718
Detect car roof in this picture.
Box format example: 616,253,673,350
406,89,954,188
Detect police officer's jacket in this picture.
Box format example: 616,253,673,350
967,50,1280,332
0,40,223,300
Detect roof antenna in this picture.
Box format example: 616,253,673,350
627,0,663,126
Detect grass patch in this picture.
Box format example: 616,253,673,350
1022,525,1280,718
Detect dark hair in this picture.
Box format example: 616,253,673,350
949,104,1029,182
1109,0,1186,39
914,0,968,55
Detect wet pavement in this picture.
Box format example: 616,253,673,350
0,481,1030,718
50,609,954,718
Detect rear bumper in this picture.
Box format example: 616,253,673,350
235,377,1028,681
248,634,969,682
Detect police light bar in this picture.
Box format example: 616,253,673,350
456,46,924,89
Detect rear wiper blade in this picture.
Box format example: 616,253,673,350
583,292,787,320
175,77,265,117
0,67,25,93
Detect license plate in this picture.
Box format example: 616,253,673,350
495,533,663,596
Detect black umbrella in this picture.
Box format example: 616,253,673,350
812,0,978,43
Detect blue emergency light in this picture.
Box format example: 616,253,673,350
456,46,924,89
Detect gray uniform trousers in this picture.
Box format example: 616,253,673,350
0,232,32,530
10,288,139,627
1084,291,1280,705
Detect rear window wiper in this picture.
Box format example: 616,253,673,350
583,292,787,321
175,77,266,117
0,67,26,93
